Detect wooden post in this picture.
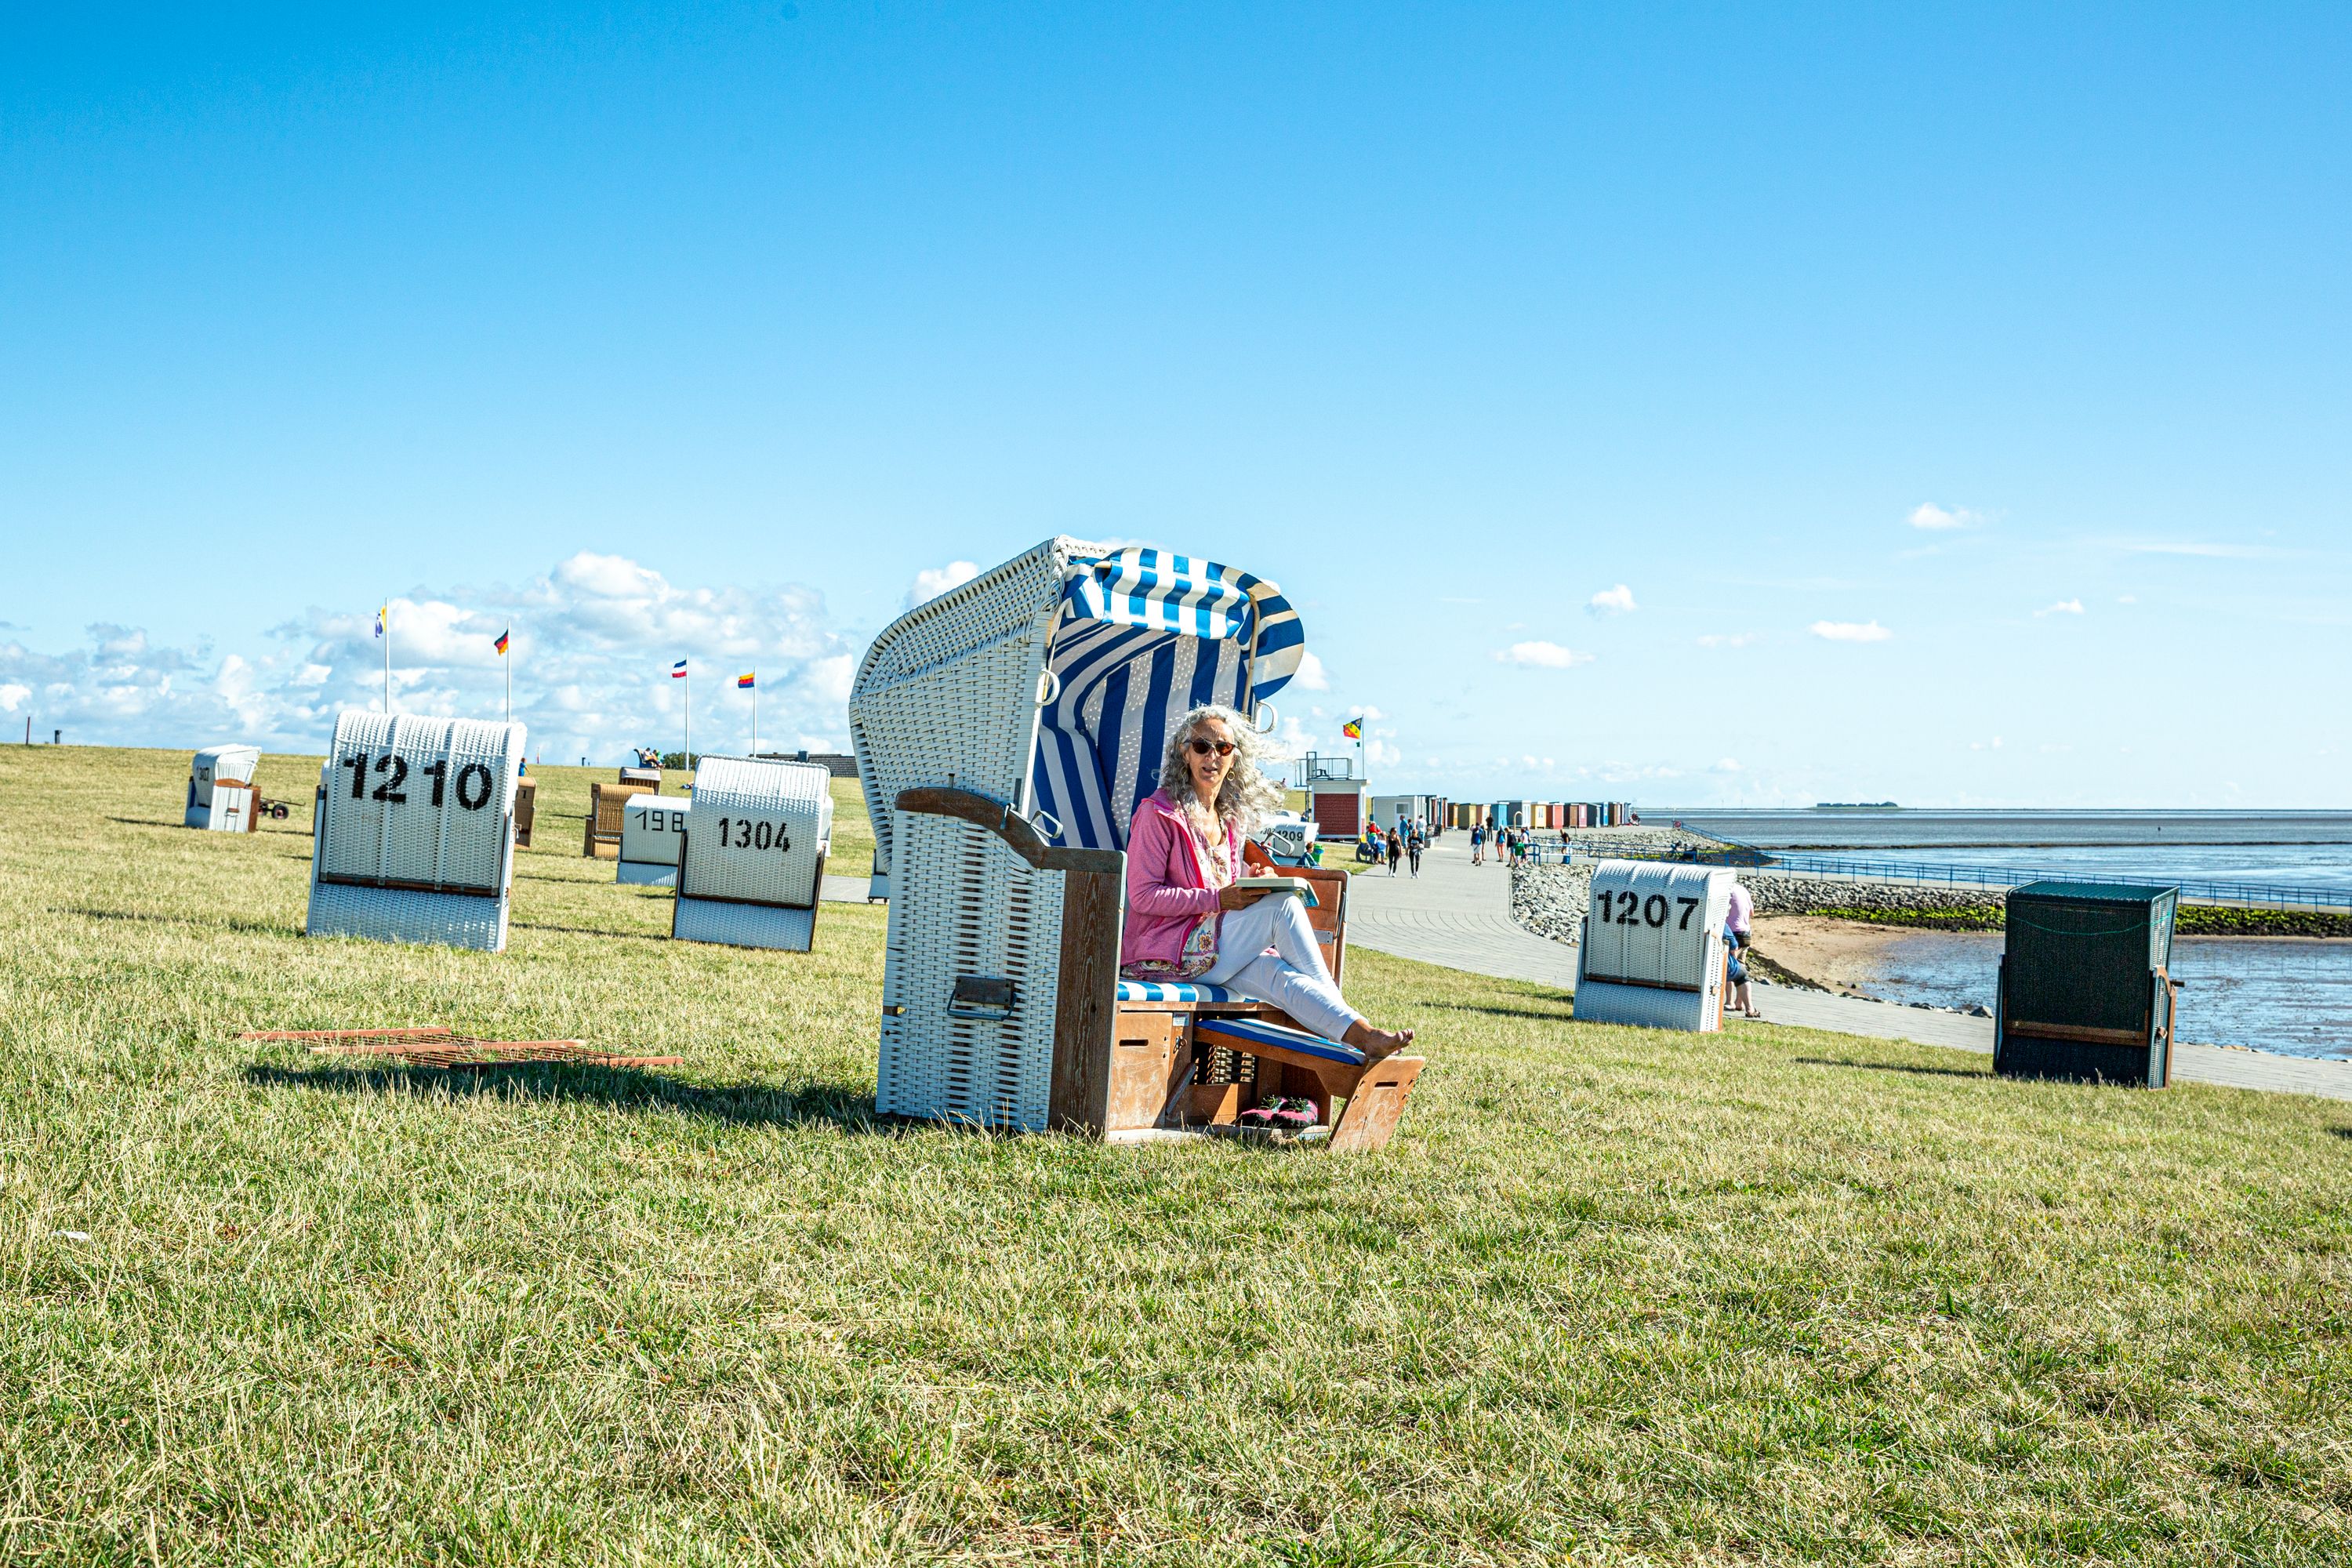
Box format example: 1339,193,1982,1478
1048,862,1125,1133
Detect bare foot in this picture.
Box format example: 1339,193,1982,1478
1342,1021,1415,1061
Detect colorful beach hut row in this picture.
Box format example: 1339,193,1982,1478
1447,800,1633,829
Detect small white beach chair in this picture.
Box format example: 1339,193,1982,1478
1573,860,1734,1031
186,745,262,830
670,756,834,952
849,538,1423,1148
305,713,528,953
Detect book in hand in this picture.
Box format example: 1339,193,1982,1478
1230,876,1318,907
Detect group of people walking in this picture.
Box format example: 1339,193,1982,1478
1466,821,1538,867
1361,821,1425,876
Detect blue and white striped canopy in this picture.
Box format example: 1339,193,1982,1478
1029,548,1306,852
1062,550,1305,697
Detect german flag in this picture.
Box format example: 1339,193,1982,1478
493,628,510,655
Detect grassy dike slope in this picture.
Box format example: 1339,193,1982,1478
4,746,2352,1566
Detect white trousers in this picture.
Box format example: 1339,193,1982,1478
1201,891,1362,1041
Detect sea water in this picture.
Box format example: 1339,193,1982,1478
1659,809,2352,893
1658,811,2352,1060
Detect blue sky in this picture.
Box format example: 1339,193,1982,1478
3,3,2346,805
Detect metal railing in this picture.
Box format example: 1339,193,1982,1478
1583,842,2352,913
1294,752,1363,784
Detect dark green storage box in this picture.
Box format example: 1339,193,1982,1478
1994,880,2181,1086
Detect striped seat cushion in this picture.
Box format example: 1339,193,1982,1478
1192,1014,1365,1069
1115,978,1240,1004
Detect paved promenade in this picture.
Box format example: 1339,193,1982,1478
1347,835,2352,1102
821,873,874,904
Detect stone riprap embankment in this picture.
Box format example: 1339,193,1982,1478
1742,873,2002,920
1511,856,1997,945
1506,829,1725,943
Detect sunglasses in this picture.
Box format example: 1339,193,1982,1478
1186,739,1236,757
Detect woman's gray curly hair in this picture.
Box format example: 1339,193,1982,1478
1158,704,1290,834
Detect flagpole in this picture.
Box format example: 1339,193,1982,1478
383,598,392,715
505,632,512,725
684,664,691,768
752,673,758,757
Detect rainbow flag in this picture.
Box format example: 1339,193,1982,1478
493,628,510,655
1341,718,1363,739
736,671,755,689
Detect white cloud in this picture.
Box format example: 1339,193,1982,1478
1711,757,1742,773
1908,503,1978,531
0,683,28,711
2036,599,2085,616
2118,594,2138,604
1274,713,1319,755
1356,705,1386,722
807,654,857,705
1290,650,1330,691
1365,739,1402,768
1587,584,1636,615
1493,641,1593,668
1697,633,1758,648
904,560,982,610
0,554,859,762
1809,620,1892,643
1970,737,2005,751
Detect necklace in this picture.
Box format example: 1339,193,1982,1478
1185,797,1229,884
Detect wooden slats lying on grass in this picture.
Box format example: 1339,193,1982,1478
237,1027,682,1069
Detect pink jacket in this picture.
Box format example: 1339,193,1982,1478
1120,789,1238,971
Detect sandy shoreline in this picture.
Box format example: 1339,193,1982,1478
1752,915,2352,1000
1749,916,1909,996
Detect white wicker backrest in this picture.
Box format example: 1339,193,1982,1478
317,713,525,894
849,538,1099,885
1581,861,1731,991
190,745,261,808
679,757,833,908
876,809,1065,1130
619,794,691,871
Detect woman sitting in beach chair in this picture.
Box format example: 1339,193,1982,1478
1125,704,1414,1062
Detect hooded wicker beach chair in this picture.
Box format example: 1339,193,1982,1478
306,713,528,953
187,745,262,831
848,537,1422,1149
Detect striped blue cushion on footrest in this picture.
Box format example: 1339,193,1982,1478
1192,1014,1365,1068
1116,979,1240,1004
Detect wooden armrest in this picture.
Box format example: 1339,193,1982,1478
896,787,1123,874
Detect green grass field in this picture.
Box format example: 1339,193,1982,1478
5,745,2352,1565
